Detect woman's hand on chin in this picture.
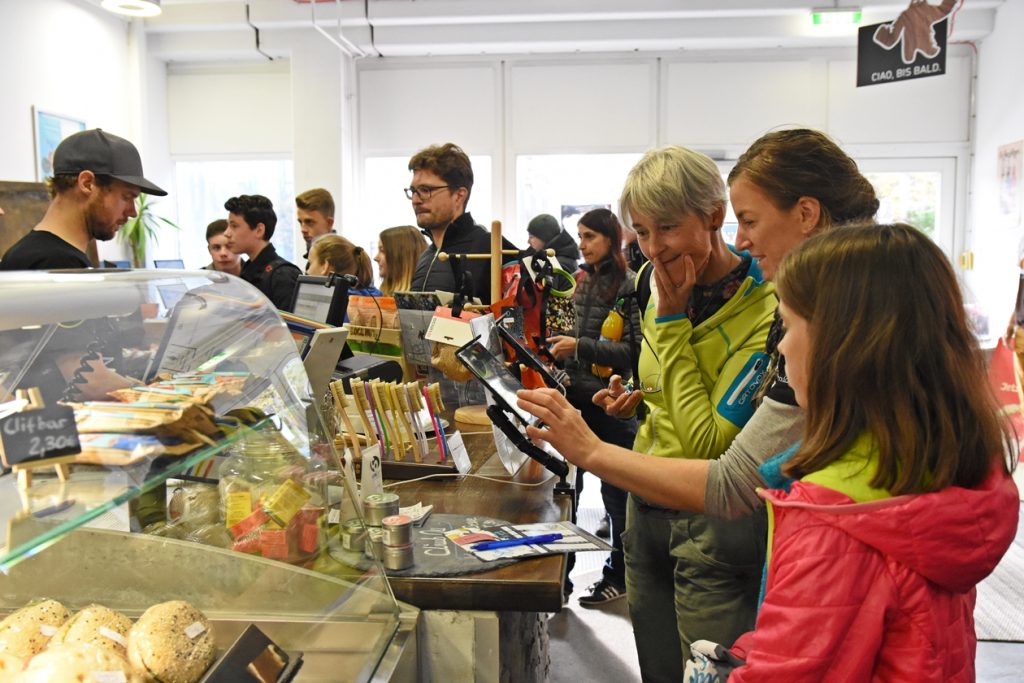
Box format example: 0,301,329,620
516,388,600,466
653,253,694,318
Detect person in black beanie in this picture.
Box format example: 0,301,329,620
527,213,580,274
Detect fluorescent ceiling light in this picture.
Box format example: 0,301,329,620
811,7,862,25
101,0,162,18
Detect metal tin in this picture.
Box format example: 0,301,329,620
383,543,414,571
381,514,412,546
364,527,384,560
340,520,365,552
363,493,400,526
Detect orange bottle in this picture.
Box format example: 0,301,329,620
592,300,625,379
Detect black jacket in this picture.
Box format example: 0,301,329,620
562,257,640,406
411,212,517,303
526,228,579,274
239,243,301,312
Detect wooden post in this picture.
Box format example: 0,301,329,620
490,220,502,305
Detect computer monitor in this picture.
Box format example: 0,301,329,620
289,275,350,327
153,259,185,269
101,260,131,269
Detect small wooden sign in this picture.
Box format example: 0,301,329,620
0,389,81,468
200,624,302,683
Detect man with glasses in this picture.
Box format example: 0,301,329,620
406,143,515,302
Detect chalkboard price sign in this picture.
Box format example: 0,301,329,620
0,402,81,467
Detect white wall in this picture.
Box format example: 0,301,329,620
354,51,971,249
967,0,1024,330
167,62,293,157
0,0,177,264
0,0,133,182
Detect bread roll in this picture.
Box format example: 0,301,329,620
15,642,139,683
49,605,132,658
127,601,215,683
0,651,24,681
0,600,69,659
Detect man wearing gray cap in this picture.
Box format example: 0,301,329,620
0,128,167,270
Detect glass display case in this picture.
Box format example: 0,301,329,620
0,269,414,682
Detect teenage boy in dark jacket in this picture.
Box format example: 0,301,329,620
224,194,301,311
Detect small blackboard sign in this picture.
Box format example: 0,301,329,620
200,624,302,683
0,402,81,467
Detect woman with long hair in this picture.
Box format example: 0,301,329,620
728,224,1017,679
544,208,639,606
375,225,428,295
307,233,381,296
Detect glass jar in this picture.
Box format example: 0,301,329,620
217,429,328,565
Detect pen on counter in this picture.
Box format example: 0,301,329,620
471,533,564,551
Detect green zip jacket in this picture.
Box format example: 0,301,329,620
634,254,777,460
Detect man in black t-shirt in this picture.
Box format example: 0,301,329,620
223,194,301,311
0,128,166,271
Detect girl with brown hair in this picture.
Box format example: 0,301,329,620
375,226,427,295
307,234,381,296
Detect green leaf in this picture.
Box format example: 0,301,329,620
117,193,180,268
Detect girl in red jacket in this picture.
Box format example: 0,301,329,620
726,223,1019,681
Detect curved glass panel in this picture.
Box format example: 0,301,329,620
0,269,403,682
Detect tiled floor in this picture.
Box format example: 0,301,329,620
551,473,1024,682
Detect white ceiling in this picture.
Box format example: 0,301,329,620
139,0,1003,62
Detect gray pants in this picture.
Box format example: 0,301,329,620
623,494,766,683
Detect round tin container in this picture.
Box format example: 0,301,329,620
364,527,384,560
383,543,414,571
340,520,366,553
363,493,400,526
381,514,412,546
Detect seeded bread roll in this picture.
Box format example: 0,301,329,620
0,651,24,681
15,642,139,683
0,600,69,659
128,601,215,683
49,605,132,658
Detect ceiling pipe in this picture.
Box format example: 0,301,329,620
310,0,367,59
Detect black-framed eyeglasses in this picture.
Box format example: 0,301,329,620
404,185,453,200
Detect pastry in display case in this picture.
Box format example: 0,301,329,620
0,269,416,683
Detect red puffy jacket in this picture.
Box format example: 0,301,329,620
730,468,1019,682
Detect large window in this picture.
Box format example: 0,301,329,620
175,159,296,270
514,153,642,248
858,158,955,257
360,155,493,256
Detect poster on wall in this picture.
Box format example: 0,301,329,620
32,107,86,181
560,204,610,231
856,0,957,87
998,141,1023,229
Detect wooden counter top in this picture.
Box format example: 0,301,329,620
383,421,574,613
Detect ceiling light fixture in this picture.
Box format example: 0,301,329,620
811,6,862,25
100,0,162,18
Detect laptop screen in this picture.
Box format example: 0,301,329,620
154,259,185,269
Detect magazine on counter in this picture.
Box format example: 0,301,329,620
446,521,611,562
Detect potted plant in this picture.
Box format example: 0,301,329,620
118,193,178,268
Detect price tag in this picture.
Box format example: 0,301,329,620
447,431,472,474
263,479,311,527
90,673,126,683
184,621,207,639
0,401,81,467
98,626,127,648
224,491,252,528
